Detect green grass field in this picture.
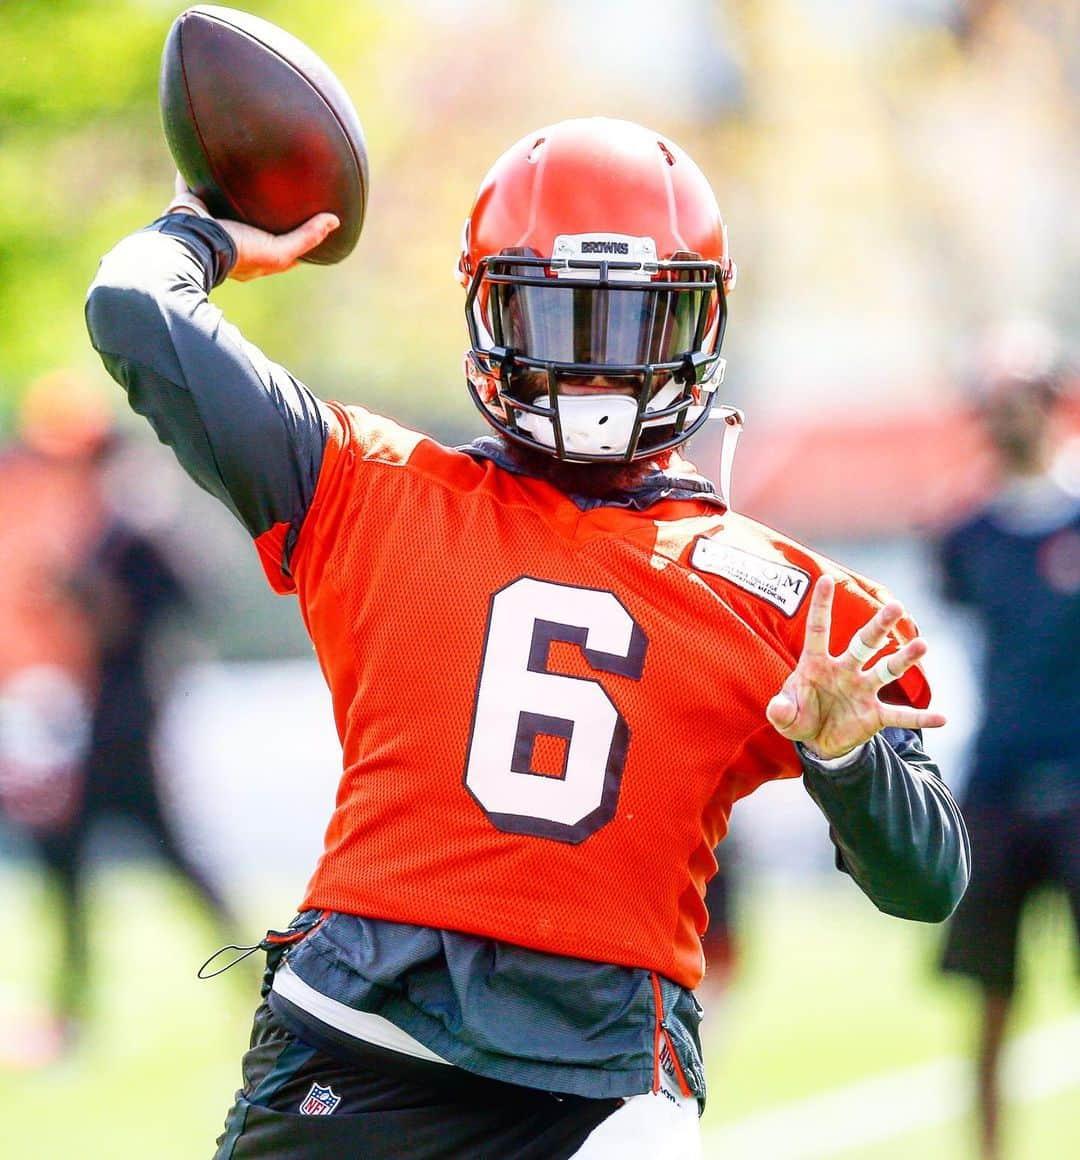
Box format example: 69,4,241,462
0,866,1075,1159
701,879,1079,1158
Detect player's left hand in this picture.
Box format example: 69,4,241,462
766,574,947,761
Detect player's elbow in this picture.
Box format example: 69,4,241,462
85,278,132,355
876,891,957,925
85,261,174,369
86,228,200,358
873,849,970,925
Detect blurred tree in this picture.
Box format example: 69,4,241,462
0,1,403,430
0,2,164,418
2,1,1074,475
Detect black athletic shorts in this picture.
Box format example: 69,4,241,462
212,1001,622,1159
940,799,1080,995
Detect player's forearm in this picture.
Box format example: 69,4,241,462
85,215,329,545
799,729,970,923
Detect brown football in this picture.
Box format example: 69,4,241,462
159,5,368,265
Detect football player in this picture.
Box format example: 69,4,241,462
86,118,969,1160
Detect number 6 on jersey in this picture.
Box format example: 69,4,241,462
464,577,648,843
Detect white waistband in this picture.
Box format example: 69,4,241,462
271,961,451,1066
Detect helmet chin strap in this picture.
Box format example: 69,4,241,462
706,405,743,508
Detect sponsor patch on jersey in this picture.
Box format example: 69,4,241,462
299,1082,342,1116
690,538,811,616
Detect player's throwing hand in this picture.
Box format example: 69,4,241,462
166,175,339,282
766,575,947,760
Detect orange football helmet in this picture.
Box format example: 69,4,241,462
458,117,737,462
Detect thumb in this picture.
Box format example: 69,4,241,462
765,690,798,731
282,212,340,260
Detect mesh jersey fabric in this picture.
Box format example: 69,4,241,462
255,404,930,989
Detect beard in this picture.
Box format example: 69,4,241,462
501,439,674,498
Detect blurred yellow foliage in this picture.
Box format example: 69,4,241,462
1,0,1075,441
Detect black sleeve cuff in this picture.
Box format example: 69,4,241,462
149,213,238,288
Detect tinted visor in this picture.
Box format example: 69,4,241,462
484,263,721,368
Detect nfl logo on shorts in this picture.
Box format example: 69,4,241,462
299,1081,342,1116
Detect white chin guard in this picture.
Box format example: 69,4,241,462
517,382,699,458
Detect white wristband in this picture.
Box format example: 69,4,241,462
165,192,212,219
803,741,868,770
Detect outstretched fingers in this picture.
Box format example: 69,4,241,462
869,637,928,687
842,599,904,669
802,574,835,658
775,576,946,753
870,636,945,729
879,701,947,732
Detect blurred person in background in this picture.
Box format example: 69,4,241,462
0,371,232,1060
936,322,1079,1160
87,119,968,1159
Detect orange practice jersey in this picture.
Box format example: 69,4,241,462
256,406,931,989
